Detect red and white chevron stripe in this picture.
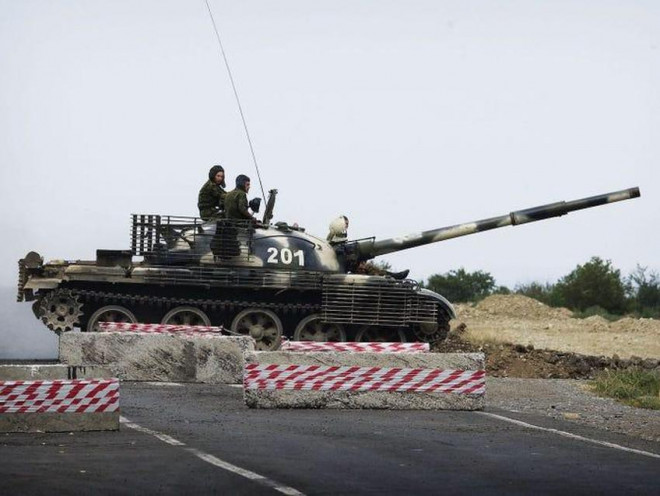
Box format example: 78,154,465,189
244,364,485,395
279,341,429,353
0,379,119,414
98,322,224,335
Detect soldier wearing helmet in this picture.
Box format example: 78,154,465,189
327,215,349,244
198,165,227,220
225,174,257,220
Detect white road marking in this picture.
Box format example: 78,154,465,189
188,448,304,496
144,382,184,387
478,411,660,460
120,416,305,495
120,416,185,446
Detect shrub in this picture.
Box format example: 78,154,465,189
571,305,620,322
425,268,496,303
515,281,556,306
553,257,627,314
627,265,660,318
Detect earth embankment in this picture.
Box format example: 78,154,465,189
437,295,660,378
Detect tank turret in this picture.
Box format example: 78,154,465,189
17,186,640,350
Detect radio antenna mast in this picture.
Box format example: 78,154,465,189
204,0,267,200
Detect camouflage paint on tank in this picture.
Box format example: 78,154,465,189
357,187,640,260
17,186,640,340
171,222,342,271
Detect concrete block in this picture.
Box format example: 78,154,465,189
60,333,255,384
279,341,430,353
244,352,485,410
0,412,119,433
0,378,119,433
0,364,112,381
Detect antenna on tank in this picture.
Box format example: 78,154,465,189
204,0,267,200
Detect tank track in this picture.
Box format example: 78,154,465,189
73,289,322,315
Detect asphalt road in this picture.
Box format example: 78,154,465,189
1,382,659,495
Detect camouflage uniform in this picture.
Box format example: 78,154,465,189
224,188,253,220
198,180,226,220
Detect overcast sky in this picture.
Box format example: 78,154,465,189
1,0,657,296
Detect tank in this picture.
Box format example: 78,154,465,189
17,187,640,350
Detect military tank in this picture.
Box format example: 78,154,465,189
17,187,640,349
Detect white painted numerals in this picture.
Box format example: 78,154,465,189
266,247,305,266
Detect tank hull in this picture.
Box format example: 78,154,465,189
19,257,453,349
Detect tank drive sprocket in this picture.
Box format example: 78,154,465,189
37,289,83,334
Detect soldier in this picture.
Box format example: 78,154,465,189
225,174,257,220
198,165,227,220
327,215,349,243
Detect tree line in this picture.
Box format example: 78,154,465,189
422,257,660,319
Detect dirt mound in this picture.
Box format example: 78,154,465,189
474,294,572,320
582,315,610,326
435,332,660,379
610,317,660,334
451,294,660,359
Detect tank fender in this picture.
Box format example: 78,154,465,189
23,278,63,290
416,287,456,319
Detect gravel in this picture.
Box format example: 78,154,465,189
487,377,660,443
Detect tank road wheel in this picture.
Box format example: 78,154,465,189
412,321,450,344
293,314,346,342
355,326,406,343
86,305,137,332
231,309,283,351
38,289,83,334
161,306,211,326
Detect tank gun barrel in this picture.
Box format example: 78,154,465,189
355,187,640,261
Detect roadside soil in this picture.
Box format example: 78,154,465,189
487,378,660,443
436,295,660,443
436,294,660,379
453,294,660,359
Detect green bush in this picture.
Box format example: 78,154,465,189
572,305,620,322
553,257,627,314
627,265,660,318
515,281,557,306
425,268,496,303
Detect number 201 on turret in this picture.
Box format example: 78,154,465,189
266,247,305,266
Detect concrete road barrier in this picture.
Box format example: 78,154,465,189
60,332,255,384
0,364,112,381
0,378,119,432
98,322,224,335
279,341,430,353
244,352,485,410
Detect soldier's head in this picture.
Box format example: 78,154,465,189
329,216,349,237
236,174,251,193
208,165,225,187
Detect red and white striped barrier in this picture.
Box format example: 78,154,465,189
279,341,430,353
0,378,119,414
98,322,224,335
244,364,485,395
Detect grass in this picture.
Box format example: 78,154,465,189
590,369,660,410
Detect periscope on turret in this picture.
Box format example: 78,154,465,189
17,187,640,350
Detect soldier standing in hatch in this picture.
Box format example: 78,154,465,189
198,165,227,220
327,215,349,243
225,174,257,220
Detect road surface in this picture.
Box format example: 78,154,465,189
1,382,659,495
